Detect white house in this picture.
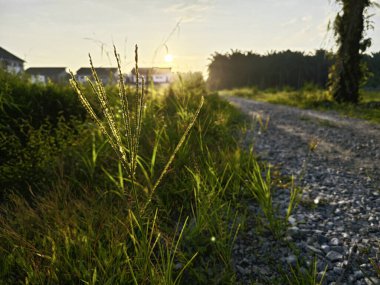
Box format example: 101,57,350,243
130,67,173,84
26,67,69,84
0,46,24,74
76,67,118,85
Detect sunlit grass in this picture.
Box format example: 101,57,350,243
221,87,380,123
0,51,248,283
0,52,334,284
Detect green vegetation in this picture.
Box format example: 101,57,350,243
221,87,380,123
207,0,380,106
0,68,86,199
284,257,327,285
206,49,380,92
0,47,327,284
243,157,284,239
207,50,332,90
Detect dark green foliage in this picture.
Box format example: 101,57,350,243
207,49,380,91
0,69,86,199
0,69,85,126
0,71,248,284
364,52,380,88
207,49,333,90
329,0,374,103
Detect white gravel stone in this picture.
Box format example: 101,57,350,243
228,97,380,284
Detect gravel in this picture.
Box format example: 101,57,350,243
226,97,380,285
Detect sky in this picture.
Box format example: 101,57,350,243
1,0,380,77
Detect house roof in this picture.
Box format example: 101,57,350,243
26,67,67,76
76,67,117,77
131,67,172,76
0,47,25,62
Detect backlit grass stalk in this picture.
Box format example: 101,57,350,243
143,95,204,211
257,114,270,133
286,175,302,222
69,74,125,168
70,45,204,209
70,45,144,179
115,46,134,175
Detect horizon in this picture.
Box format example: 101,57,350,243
1,0,380,77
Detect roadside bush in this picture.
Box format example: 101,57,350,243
0,69,86,200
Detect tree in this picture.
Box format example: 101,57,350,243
329,0,374,103
207,50,333,90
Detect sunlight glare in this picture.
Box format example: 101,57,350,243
164,54,173,62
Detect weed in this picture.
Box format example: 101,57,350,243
256,114,271,133
369,256,380,277
70,45,204,210
308,137,319,152
243,154,285,239
243,150,304,239
284,256,327,285
286,176,303,222
79,131,108,183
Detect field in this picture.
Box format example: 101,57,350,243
0,67,244,283
2,0,380,283
1,59,379,284
1,65,305,284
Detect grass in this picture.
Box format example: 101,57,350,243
243,155,284,238
70,45,205,213
0,49,329,284
0,47,247,284
220,87,380,123
284,256,327,285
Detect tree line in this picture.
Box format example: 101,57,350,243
206,49,380,91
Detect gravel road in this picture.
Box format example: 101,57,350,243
226,96,380,285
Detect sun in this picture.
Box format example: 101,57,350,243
164,54,173,63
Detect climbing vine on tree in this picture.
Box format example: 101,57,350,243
329,0,377,104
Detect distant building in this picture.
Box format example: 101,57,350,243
0,46,25,74
26,67,69,84
130,67,173,84
76,67,117,85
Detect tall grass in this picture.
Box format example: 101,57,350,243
0,45,248,283
69,45,204,211
0,46,323,284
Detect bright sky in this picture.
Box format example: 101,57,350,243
1,0,380,76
